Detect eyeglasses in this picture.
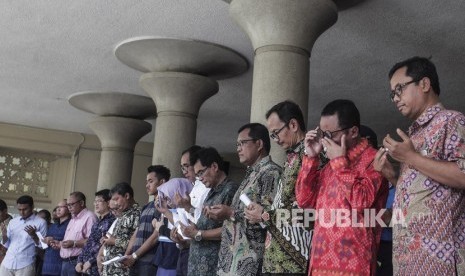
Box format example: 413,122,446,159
180,164,190,173
270,124,288,140
390,79,419,102
236,138,256,148
195,166,209,179
321,127,351,139
66,200,81,208
94,199,106,204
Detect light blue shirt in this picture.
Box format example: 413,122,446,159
2,214,47,270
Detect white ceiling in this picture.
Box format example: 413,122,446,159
1,0,465,155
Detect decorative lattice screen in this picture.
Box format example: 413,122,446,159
0,148,57,197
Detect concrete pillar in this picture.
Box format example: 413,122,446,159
228,0,338,164
68,91,156,190
115,38,248,177
139,72,218,176
89,117,151,190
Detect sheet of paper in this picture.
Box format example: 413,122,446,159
36,231,48,249
102,255,127,266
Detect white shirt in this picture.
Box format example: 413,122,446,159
189,179,210,223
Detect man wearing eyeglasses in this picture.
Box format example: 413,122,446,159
374,56,465,275
243,101,311,275
180,147,238,276
60,191,97,276
295,99,388,275
169,145,210,276
75,189,115,276
205,123,282,275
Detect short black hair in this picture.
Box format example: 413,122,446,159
181,145,202,166
95,189,111,201
147,165,171,181
38,209,51,224
190,147,226,172
110,182,134,198
0,199,7,211
265,100,306,132
70,191,86,206
17,195,34,207
388,56,440,95
321,99,360,129
238,123,271,154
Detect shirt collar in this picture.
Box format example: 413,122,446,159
346,138,370,162
20,213,35,222
246,155,272,174
410,103,444,133
73,208,87,219
286,139,304,155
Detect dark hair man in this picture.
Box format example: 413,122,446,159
123,165,170,275
0,195,47,276
180,147,238,276
296,99,388,275
102,182,140,276
76,189,115,275
245,100,311,275
211,123,282,275
374,56,465,275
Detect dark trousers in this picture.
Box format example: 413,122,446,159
176,248,189,276
377,240,393,276
130,262,157,276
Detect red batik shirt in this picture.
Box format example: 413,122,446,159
295,138,388,276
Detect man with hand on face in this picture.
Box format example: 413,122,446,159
0,195,47,276
295,99,388,276
210,123,281,275
374,56,465,275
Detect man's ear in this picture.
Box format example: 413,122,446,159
289,118,299,132
351,126,359,139
211,162,219,172
421,77,431,93
256,139,264,152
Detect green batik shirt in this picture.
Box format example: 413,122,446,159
217,155,282,276
262,140,314,274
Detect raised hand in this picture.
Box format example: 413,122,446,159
304,127,324,157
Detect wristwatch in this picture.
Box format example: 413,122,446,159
194,230,202,241
132,252,138,260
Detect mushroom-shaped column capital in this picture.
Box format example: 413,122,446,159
229,0,338,52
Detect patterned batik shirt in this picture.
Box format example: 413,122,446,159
295,138,388,275
102,203,141,276
217,155,282,276
187,177,238,276
261,140,313,274
78,212,115,276
392,103,465,275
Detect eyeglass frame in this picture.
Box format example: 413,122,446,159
180,163,191,173
195,165,210,179
236,138,257,148
321,127,352,139
390,79,420,102
269,123,288,140
66,200,82,208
